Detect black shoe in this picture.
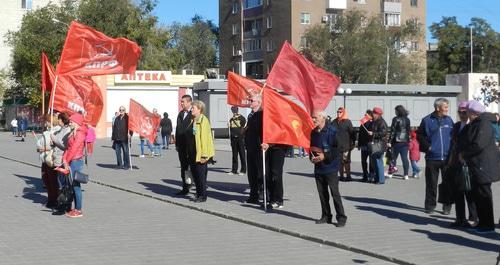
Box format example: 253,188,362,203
315,216,332,224
339,177,346,182
176,189,189,196
334,222,346,227
424,208,435,214
194,197,207,203
245,198,260,204
45,202,57,209
450,220,471,228
345,176,352,182
442,204,452,215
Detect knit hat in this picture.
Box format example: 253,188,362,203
69,113,84,126
372,107,383,115
467,100,486,114
458,101,468,110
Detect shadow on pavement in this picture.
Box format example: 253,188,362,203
162,179,248,202
412,229,500,252
240,204,317,222
355,205,450,227
287,171,314,178
14,174,46,205
208,167,231,173
139,181,179,197
344,196,424,212
96,163,140,170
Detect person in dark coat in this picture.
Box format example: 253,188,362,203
367,107,388,184
331,107,356,181
111,106,130,169
160,112,173,150
417,98,454,215
461,101,500,234
357,110,374,182
387,105,411,179
175,95,196,195
228,106,247,175
446,101,477,228
244,94,264,204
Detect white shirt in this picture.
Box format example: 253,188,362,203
11,119,17,127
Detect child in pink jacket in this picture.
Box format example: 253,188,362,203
409,130,421,178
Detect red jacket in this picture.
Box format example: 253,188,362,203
409,138,421,161
63,125,88,165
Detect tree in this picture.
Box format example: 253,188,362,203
302,10,424,84
428,17,500,85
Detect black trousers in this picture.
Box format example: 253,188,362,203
177,145,193,191
471,183,495,230
246,149,263,200
315,170,346,223
194,162,208,199
424,160,449,210
265,147,285,204
453,188,477,223
230,136,246,173
360,148,374,178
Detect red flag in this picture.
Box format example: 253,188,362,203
41,52,55,93
128,99,161,143
359,114,372,126
227,71,264,107
266,41,341,114
48,75,104,127
262,89,314,148
56,21,141,76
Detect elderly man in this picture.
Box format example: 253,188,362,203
417,98,454,214
310,111,347,227
244,94,264,204
461,101,500,234
112,106,130,169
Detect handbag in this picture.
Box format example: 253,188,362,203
57,174,73,210
74,169,89,184
368,141,383,155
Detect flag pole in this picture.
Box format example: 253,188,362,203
42,91,45,115
49,75,59,128
262,148,267,212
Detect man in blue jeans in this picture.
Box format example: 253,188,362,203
417,98,454,214
112,106,130,169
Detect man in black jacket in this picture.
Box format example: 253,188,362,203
244,94,264,204
112,106,130,169
358,110,373,182
228,106,246,175
175,95,196,195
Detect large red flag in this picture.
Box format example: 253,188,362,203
48,75,104,127
128,99,161,143
56,21,141,76
227,71,264,107
262,89,314,149
266,41,341,114
41,52,55,94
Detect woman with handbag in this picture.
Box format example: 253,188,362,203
367,107,388,184
190,100,215,203
62,113,88,218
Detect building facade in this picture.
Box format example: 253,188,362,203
0,0,52,70
219,0,426,81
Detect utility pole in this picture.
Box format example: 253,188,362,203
240,0,245,76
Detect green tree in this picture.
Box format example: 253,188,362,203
303,10,424,84
428,17,500,85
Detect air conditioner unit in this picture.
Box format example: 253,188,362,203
322,15,329,23
237,50,243,56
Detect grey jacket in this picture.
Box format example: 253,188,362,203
51,125,71,167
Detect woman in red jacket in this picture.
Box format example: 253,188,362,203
62,113,87,218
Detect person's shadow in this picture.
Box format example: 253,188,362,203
412,229,500,253
162,179,248,202
96,163,139,170
355,205,450,227
14,174,47,205
344,196,425,212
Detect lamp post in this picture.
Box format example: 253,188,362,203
337,87,352,109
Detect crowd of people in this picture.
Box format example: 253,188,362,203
25,95,499,232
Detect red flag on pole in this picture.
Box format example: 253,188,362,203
262,89,314,149
128,99,161,143
227,71,264,107
48,75,104,127
359,114,372,126
41,52,55,94
56,21,141,76
266,41,341,114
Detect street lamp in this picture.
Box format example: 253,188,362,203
337,87,352,109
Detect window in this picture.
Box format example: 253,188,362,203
244,0,262,9
232,24,239,35
411,41,419,52
232,2,239,14
300,13,311,24
266,0,271,6
357,0,366,4
266,16,273,29
244,39,262,52
266,39,275,51
384,13,400,27
410,0,418,7
233,45,240,56
300,36,308,48
22,0,32,10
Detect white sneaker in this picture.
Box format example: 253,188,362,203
413,172,420,179
238,172,246,176
139,155,145,158
386,174,393,179
404,175,409,180
227,172,235,175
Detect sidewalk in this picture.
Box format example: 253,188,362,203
2,133,499,264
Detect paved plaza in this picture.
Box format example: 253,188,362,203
0,133,498,265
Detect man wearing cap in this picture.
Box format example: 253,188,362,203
112,106,130,169
228,106,246,175
461,100,500,233
417,98,454,214
446,101,477,228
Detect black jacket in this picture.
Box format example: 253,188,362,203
244,110,263,153
229,114,246,138
160,117,172,135
331,118,355,152
112,114,129,142
175,110,195,150
370,117,388,148
389,116,410,144
357,120,372,147
462,112,500,185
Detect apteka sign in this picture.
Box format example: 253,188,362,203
115,71,173,84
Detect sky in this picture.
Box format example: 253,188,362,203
153,0,500,42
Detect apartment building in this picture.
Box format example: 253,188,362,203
0,0,52,70
219,0,426,81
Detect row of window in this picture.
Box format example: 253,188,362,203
232,0,272,14
356,0,418,6
232,39,276,55
21,0,32,10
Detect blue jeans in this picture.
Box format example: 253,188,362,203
162,133,170,149
411,160,420,175
12,127,17,135
153,144,161,156
391,142,409,175
371,152,385,184
114,140,130,168
298,147,306,157
70,158,84,210
140,139,154,155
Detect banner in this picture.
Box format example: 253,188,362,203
41,52,55,93
227,71,264,107
57,21,141,76
128,99,161,143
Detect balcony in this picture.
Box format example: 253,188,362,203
384,1,401,13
